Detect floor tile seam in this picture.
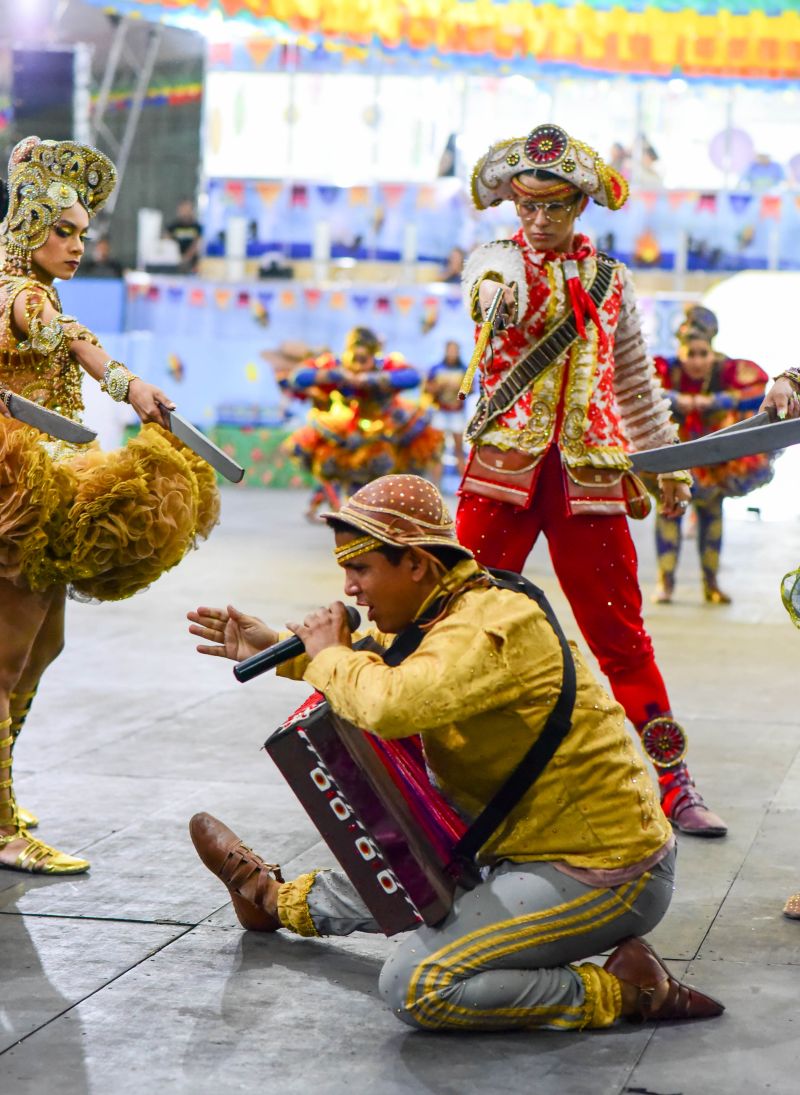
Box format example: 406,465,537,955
0,909,196,928
0,922,196,1057
46,791,312,858
15,688,233,773
617,1023,659,1093
690,817,767,961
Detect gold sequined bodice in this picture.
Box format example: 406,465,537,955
0,275,85,420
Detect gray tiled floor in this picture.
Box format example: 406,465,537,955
2,487,800,1094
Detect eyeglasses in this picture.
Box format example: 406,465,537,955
515,199,578,224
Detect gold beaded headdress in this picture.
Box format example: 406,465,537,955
472,123,628,212
1,136,116,276
322,474,473,563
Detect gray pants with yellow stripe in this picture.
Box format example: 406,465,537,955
289,849,675,1031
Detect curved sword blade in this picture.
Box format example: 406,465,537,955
630,416,800,474
165,409,245,483
1,389,96,444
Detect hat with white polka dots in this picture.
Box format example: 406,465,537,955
321,474,473,560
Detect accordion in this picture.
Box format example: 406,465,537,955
265,691,469,936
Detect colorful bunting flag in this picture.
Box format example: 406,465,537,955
291,185,309,207
728,193,753,215
760,194,783,220
255,182,283,205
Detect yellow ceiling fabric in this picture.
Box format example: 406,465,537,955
87,1,800,79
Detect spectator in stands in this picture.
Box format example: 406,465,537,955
441,246,465,284
740,153,785,193
166,198,203,273
81,236,123,279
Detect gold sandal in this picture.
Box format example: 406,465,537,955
0,829,90,874
783,893,800,920
16,805,39,829
0,723,87,874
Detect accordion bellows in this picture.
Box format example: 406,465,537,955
266,691,468,936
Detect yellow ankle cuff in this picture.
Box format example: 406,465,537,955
277,870,320,937
575,962,622,1029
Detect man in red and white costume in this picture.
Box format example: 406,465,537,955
456,123,726,836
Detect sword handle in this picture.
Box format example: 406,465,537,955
459,288,505,402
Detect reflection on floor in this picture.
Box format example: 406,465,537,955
2,487,800,1094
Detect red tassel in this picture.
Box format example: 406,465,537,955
565,269,609,354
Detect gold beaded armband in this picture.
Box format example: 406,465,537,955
27,313,67,356
100,359,139,403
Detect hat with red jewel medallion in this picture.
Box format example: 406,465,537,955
471,123,629,212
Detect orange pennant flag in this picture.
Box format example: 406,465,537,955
761,195,782,220
246,38,275,68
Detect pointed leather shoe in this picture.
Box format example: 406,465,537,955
605,937,724,1023
189,812,284,932
660,766,728,837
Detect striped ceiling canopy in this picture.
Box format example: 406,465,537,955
82,1,800,80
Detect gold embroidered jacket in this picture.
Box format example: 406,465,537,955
279,559,672,870
461,231,678,468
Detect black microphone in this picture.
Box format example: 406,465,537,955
233,605,361,683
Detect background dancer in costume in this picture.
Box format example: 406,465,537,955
455,124,726,837
652,306,771,605
0,137,219,875
424,339,469,485
186,475,723,1033
264,340,343,520
285,327,442,505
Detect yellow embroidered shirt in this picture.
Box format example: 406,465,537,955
279,559,671,870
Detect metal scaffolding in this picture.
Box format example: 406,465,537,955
89,14,163,217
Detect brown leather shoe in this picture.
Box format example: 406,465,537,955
605,937,724,1023
660,766,728,837
189,812,284,932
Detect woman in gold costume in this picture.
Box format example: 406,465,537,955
0,136,219,875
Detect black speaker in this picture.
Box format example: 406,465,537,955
12,49,74,140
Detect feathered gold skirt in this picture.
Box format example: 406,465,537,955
0,418,219,600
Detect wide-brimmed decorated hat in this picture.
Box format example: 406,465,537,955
321,474,473,564
471,123,628,212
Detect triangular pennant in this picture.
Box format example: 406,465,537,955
728,193,753,215
761,195,782,220
696,193,717,214
245,38,275,68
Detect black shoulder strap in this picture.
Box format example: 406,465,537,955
452,568,576,864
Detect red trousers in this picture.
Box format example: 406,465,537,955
456,446,671,731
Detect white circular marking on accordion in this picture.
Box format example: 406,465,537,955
355,836,377,860
309,767,331,791
376,870,399,894
329,796,352,820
